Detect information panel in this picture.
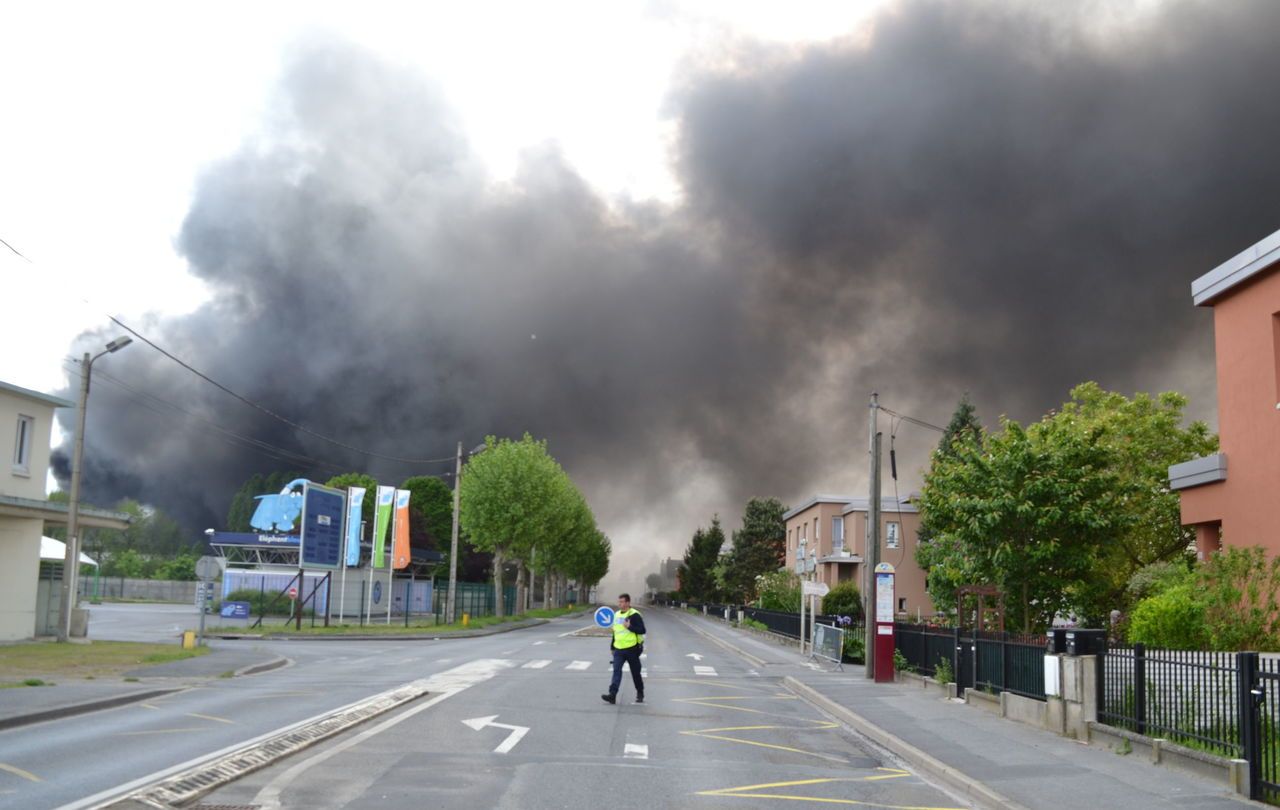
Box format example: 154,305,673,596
299,481,346,570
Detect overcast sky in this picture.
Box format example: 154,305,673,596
3,1,1277,596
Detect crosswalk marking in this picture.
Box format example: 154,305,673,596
624,744,649,759
694,665,718,677
522,660,551,669
566,660,592,670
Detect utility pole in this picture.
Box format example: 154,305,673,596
446,441,462,623
57,352,93,642
865,393,881,679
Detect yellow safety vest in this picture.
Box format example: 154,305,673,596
612,608,643,650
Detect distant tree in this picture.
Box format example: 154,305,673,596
645,573,663,593
916,397,984,551
225,473,264,532
680,517,726,601
723,497,787,602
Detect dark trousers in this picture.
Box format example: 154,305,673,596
609,646,643,696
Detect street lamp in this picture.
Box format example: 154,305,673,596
446,441,488,623
57,335,132,641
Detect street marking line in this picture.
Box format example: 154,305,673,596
118,727,208,736
522,660,552,669
694,665,718,676
623,743,648,759
140,703,160,710
0,763,41,782
566,660,592,670
663,678,769,693
533,640,547,645
697,777,962,810
186,712,235,724
683,732,848,762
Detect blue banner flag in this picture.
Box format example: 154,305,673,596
344,486,366,567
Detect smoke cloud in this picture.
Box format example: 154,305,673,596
59,2,1280,593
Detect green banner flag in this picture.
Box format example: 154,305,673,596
373,485,395,568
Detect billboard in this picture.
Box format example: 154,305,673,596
299,481,346,570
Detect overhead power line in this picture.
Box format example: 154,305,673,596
877,405,946,433
105,315,457,465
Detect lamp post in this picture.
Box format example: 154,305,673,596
57,336,132,642
446,441,487,624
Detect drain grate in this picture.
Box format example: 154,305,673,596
102,680,432,809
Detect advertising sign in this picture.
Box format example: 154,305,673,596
344,486,366,567
876,573,895,623
299,481,346,570
220,601,250,619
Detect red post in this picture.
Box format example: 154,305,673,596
873,563,896,683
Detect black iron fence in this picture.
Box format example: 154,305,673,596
895,624,1047,700
1098,645,1280,803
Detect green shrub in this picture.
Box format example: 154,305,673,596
1200,546,1280,651
223,587,301,617
757,570,801,612
820,581,863,621
893,649,911,672
1127,583,1211,649
933,656,954,684
843,631,865,663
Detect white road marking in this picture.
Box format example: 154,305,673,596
639,653,647,659
624,743,649,759
522,660,551,669
566,660,592,670
685,653,704,661
694,665,718,677
462,714,530,754
250,660,515,810
532,640,546,645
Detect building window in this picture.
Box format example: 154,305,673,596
898,597,906,613
886,521,901,549
832,516,844,551
13,414,34,474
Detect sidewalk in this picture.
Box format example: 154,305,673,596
0,643,285,730
675,609,1256,809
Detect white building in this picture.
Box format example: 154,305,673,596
0,380,128,640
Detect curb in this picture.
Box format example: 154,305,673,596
0,687,187,732
233,655,290,677
783,677,1028,810
208,616,562,641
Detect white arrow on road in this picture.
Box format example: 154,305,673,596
462,715,530,754
685,653,704,661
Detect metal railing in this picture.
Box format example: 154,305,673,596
895,624,1047,700
1098,645,1280,803
895,623,959,679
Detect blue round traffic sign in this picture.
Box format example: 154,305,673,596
594,606,615,628
372,581,383,605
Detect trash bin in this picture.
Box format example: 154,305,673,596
1045,628,1070,654
1064,629,1106,655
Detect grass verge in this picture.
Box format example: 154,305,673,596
0,641,210,681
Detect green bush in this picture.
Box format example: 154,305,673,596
820,581,863,621
1127,583,1211,649
756,570,801,612
843,631,865,663
222,587,301,617
933,656,954,684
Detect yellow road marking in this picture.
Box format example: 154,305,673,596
139,703,160,710
186,712,234,724
0,763,41,783
664,678,773,693
694,722,838,733
698,776,965,809
682,731,849,762
117,727,207,736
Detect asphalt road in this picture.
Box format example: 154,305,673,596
3,608,969,809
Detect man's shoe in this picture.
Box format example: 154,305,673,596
635,694,644,704
601,693,616,704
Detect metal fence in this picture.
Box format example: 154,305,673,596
432,581,516,623
1098,644,1280,803
895,624,1047,700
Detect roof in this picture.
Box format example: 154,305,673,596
1193,227,1280,306
783,495,855,521
0,494,132,530
841,497,919,515
41,536,97,566
0,379,74,409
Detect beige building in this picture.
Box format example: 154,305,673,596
784,494,933,618
0,380,128,640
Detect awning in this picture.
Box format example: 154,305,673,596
40,536,98,566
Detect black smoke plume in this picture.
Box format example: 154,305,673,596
58,2,1280,589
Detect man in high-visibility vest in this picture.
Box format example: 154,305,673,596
601,593,646,705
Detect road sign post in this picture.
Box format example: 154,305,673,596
195,555,219,648
801,580,829,657
873,562,896,683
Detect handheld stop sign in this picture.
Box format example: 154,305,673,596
594,606,615,628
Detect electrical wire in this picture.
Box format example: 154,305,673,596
1,236,32,262
878,405,945,433
105,315,458,465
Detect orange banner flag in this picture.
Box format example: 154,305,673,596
392,489,412,570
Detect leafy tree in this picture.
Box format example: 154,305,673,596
153,553,198,581
918,383,1216,630
645,573,663,593
917,395,984,549
1199,547,1280,651
723,497,787,603
459,434,586,616
226,473,264,532
102,548,149,578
